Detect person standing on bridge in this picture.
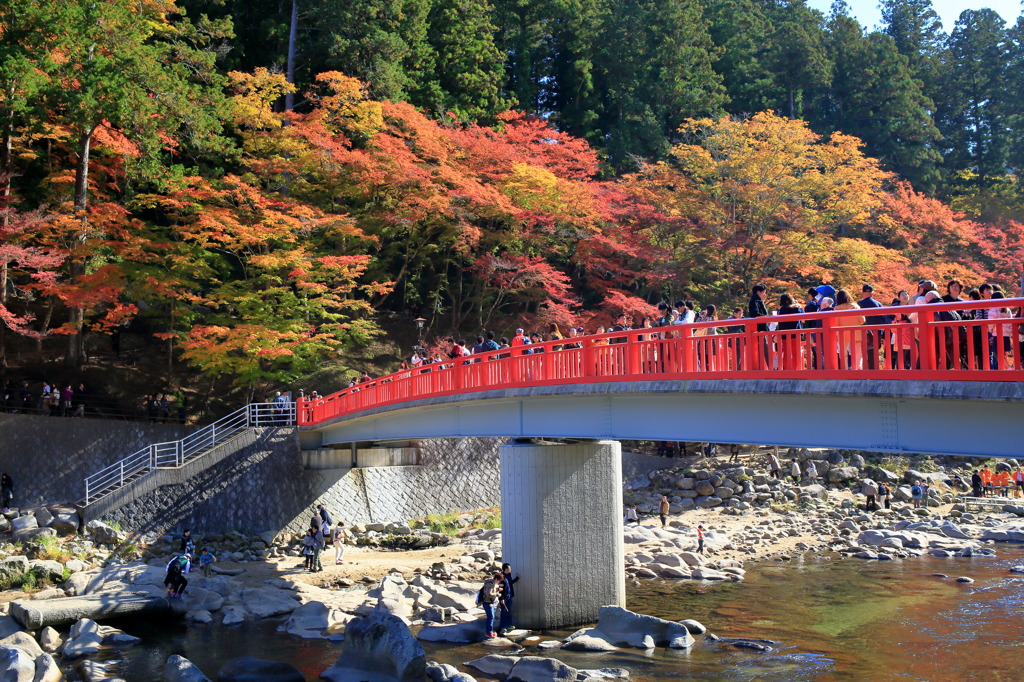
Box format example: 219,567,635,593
658,495,670,528
748,284,771,368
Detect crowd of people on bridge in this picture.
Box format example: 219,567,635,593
386,278,1023,379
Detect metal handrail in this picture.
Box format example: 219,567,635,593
83,401,295,505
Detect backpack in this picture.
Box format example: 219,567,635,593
477,579,498,605
911,485,921,496
168,556,188,577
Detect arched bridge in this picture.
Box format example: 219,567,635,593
299,299,1024,458
296,298,1024,629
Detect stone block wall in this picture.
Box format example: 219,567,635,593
284,437,503,533
101,429,503,536
0,414,195,506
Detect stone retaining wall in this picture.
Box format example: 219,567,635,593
102,429,505,536
0,414,196,506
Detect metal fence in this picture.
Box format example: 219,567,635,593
82,402,295,505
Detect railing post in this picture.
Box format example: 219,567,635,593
822,318,837,371
119,461,124,488
626,334,640,377
679,327,694,373
917,309,937,371
177,441,183,467
150,444,157,471
582,339,595,378
744,320,758,371
85,480,90,505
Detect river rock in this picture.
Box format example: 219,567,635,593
568,606,694,650
280,601,333,639
38,627,62,654
561,634,619,652
981,524,1024,542
216,657,304,682
34,508,54,528
0,632,43,660
11,516,37,535
465,654,517,677
827,467,859,483
49,511,80,536
221,607,246,626
238,588,299,618
63,619,104,659
85,520,122,545
695,481,715,496
418,620,487,643
506,657,578,682
0,645,35,682
34,653,62,682
28,560,65,583
164,654,211,682
678,619,707,635
0,557,28,585
322,611,425,682
955,577,974,583
185,588,224,613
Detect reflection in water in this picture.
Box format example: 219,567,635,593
106,548,1024,681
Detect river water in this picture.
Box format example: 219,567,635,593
99,547,1024,681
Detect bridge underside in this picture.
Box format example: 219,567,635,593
303,380,1024,458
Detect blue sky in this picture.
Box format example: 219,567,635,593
805,0,1022,32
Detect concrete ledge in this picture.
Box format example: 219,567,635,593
10,593,186,629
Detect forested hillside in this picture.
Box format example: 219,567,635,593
1,0,1022,391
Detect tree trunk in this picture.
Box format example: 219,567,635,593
285,0,298,111
68,127,94,366
1,100,13,365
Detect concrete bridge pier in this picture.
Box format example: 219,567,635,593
500,439,625,629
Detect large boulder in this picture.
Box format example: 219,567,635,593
982,524,1024,543
279,601,334,639
321,612,425,682
11,516,37,534
0,645,35,682
49,511,80,536
34,653,61,682
28,560,64,583
216,657,304,682
0,557,28,586
85,520,122,545
238,588,299,618
465,655,517,677
508,657,578,682
164,654,211,682
33,508,54,529
566,606,694,650
827,467,859,483
694,481,715,497
63,619,104,659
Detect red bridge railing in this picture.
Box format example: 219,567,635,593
298,299,1024,425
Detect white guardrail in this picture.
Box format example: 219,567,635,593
83,402,295,505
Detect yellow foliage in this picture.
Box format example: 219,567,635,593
229,68,295,130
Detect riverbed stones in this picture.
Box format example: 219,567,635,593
418,620,487,643
322,611,425,682
238,587,300,618
217,657,304,682
63,618,104,659
0,645,36,682
0,556,28,585
465,654,518,677
827,467,859,483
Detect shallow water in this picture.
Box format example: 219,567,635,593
98,547,1024,681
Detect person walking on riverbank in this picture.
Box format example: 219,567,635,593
804,460,818,485
911,482,923,509
658,496,670,528
696,525,706,554
301,529,315,571
477,572,502,639
862,479,878,511
334,520,346,564
878,482,891,509
791,459,802,484
310,524,324,572
180,529,195,556
498,563,520,635
767,452,781,479
1015,468,1024,498
972,470,983,498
